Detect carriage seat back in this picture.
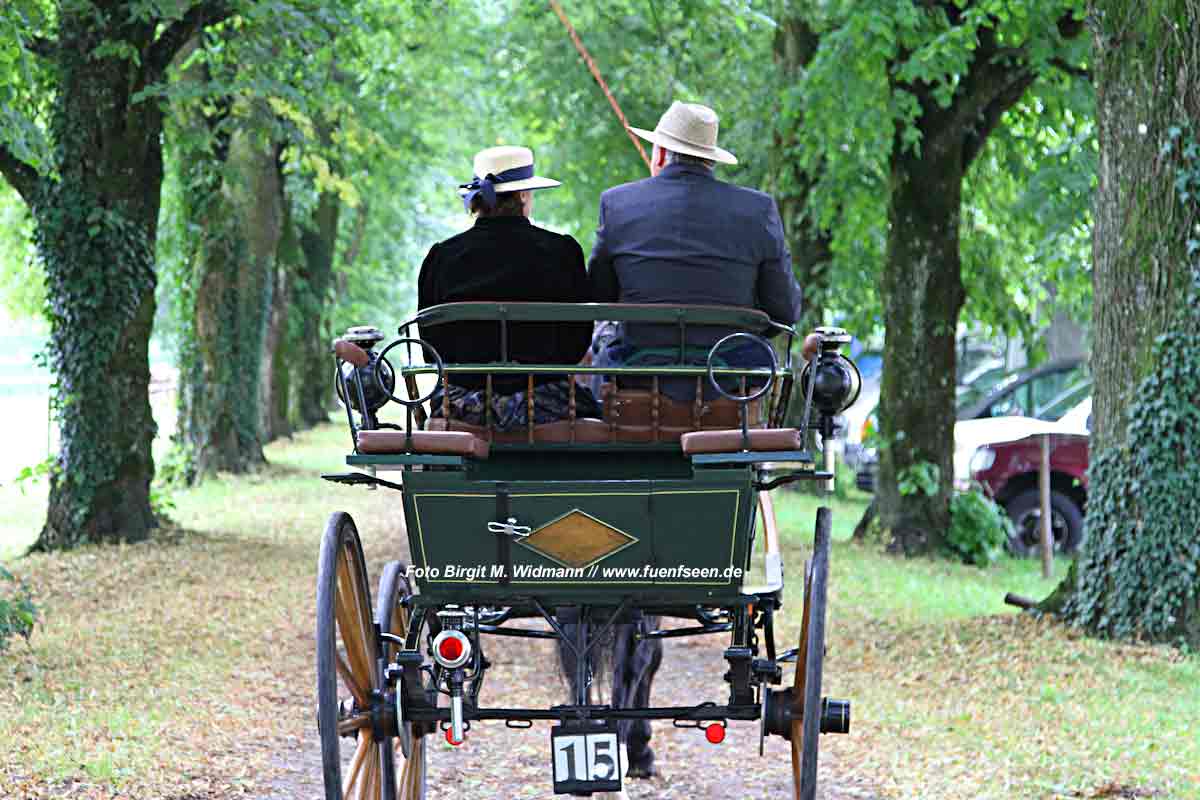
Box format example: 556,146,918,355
357,429,490,459
425,417,610,444
602,387,763,443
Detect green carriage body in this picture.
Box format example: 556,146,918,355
343,301,808,610
397,458,755,607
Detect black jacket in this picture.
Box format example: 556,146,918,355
417,216,593,390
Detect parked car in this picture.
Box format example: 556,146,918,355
970,411,1089,555
958,358,1086,421
855,359,1088,491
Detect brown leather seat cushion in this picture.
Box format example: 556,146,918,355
357,430,489,459
426,417,610,444
680,428,803,455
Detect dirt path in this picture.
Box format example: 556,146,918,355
265,597,878,799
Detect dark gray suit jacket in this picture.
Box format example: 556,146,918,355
587,162,803,348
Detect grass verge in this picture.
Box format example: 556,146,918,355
773,489,1199,799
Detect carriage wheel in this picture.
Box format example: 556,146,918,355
317,512,390,800
790,507,832,800
376,561,428,800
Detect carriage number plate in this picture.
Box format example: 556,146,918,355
550,724,621,794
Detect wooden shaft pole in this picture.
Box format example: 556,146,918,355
1040,433,1053,578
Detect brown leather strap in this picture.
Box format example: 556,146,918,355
334,339,369,367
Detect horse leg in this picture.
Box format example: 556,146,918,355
619,616,662,779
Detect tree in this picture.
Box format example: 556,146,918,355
1041,0,1200,647
0,0,233,549
171,85,279,477
161,3,371,471
792,2,1089,554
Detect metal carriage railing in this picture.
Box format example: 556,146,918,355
335,302,806,452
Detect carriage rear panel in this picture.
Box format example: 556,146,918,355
399,459,756,607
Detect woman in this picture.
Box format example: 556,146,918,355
417,145,601,428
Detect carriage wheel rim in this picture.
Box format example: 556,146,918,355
793,508,831,800
317,513,387,800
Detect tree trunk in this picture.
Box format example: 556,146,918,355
1043,0,1200,647
876,123,965,554
873,16,1056,556
32,13,164,548
294,190,343,429
260,248,291,443
177,111,282,475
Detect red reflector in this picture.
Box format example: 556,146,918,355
438,636,464,662
445,727,463,746
705,723,725,744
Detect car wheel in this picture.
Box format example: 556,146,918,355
1004,489,1084,557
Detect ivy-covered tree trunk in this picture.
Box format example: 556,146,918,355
179,115,281,476
293,190,342,429
1041,0,1200,647
0,3,230,549
250,144,286,446
771,12,831,335
260,246,291,444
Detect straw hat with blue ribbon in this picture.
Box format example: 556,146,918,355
458,146,561,212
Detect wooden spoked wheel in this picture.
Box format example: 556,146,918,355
376,561,427,800
317,512,391,800
790,507,832,800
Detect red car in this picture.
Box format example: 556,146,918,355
970,433,1089,556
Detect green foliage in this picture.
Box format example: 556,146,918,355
897,460,939,497
787,1,1093,341
946,487,1012,567
0,564,38,653
12,455,57,492
0,183,41,320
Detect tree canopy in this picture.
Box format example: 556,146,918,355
0,0,1097,555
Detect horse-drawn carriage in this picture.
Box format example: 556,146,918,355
316,303,861,799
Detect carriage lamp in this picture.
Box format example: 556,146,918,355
334,325,396,416
798,327,862,420
432,629,472,669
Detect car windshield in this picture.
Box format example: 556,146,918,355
1036,380,1092,421
956,365,1013,410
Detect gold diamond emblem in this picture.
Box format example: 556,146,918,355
517,509,637,569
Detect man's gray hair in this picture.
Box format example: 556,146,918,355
664,148,716,170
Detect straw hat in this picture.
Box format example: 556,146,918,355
457,146,561,198
629,102,737,165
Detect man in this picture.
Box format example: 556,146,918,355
588,101,808,374
574,102,807,782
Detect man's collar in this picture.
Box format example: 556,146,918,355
657,162,716,180
473,215,531,226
